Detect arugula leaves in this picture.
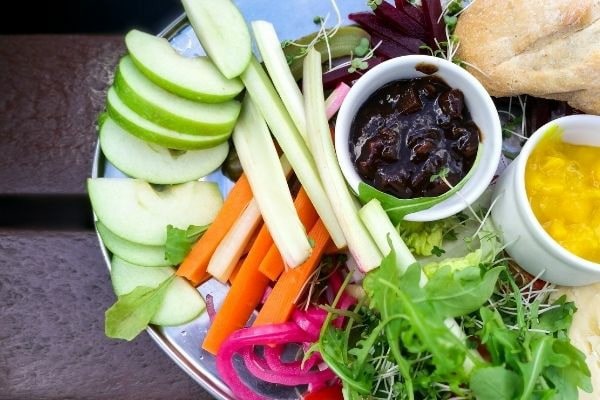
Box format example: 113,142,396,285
318,244,591,399
164,224,208,265
105,275,175,341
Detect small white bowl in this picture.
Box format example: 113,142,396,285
335,55,502,221
491,115,600,286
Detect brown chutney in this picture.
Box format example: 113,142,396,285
349,75,481,199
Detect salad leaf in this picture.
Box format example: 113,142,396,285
535,295,576,333
397,219,452,257
426,265,503,318
364,253,470,377
470,366,521,400
105,275,175,340
164,224,208,265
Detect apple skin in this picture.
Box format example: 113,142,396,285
114,56,241,136
182,0,252,79
106,87,231,150
110,257,206,326
87,177,223,246
99,117,229,184
125,29,243,103
96,221,171,267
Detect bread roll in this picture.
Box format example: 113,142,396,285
455,0,600,115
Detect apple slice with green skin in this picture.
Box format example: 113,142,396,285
114,56,241,135
110,257,206,326
96,222,171,267
182,0,251,79
125,30,244,103
88,178,223,246
99,117,229,184
106,88,230,150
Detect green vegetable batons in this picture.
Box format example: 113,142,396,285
241,56,346,249
252,21,306,140
358,199,418,273
181,0,251,79
114,56,241,135
125,29,244,103
303,49,381,272
233,96,312,267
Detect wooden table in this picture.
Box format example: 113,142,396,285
0,35,212,400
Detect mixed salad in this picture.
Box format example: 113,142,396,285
88,0,593,399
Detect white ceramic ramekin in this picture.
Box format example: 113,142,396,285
335,55,502,221
491,115,600,286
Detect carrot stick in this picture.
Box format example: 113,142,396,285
258,187,319,281
202,223,273,355
177,175,253,285
228,257,245,285
254,219,330,326
324,241,342,255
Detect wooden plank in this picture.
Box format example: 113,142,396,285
0,230,212,399
0,35,124,196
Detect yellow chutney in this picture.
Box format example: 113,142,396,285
525,125,600,263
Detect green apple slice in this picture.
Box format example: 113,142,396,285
125,30,243,103
106,88,230,150
96,222,171,267
182,0,251,79
114,56,240,135
88,178,223,246
99,117,229,184
110,257,206,326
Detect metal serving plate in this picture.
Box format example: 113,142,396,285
91,1,367,399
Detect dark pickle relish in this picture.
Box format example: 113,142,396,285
350,75,481,199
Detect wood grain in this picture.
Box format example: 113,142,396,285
0,35,123,196
0,230,212,400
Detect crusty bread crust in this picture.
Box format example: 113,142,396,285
455,0,600,115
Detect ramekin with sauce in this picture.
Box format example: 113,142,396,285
491,115,600,286
335,55,502,223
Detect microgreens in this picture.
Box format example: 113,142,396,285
283,0,342,70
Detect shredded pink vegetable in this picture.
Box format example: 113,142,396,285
241,347,335,386
205,294,216,323
324,82,351,120
216,314,336,400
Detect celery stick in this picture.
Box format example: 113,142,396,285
241,57,346,249
233,96,312,268
358,199,417,272
303,49,381,272
252,21,307,141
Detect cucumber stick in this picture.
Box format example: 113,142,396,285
233,96,312,268
252,21,306,140
125,29,243,103
241,57,346,249
115,56,240,136
303,49,381,272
